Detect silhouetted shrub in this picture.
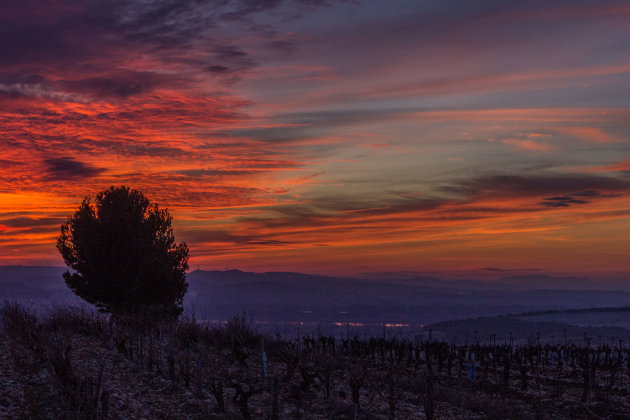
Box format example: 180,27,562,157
1,301,37,336
0,301,44,353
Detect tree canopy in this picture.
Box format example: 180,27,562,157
56,186,189,318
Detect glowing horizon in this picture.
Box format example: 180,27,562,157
2,1,630,278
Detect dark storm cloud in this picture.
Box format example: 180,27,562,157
230,172,630,235
541,196,589,207
56,71,180,99
79,0,215,48
0,73,46,86
0,71,180,101
289,173,630,221
443,174,630,199
215,45,249,60
400,173,629,214
207,65,231,74
44,157,104,180
0,217,62,228
572,190,622,198
0,0,347,99
210,44,256,76
0,20,85,68
541,190,622,207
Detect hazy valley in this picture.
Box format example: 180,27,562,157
3,266,630,344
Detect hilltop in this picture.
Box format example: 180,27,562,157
1,302,630,419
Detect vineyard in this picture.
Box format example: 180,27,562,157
1,302,629,419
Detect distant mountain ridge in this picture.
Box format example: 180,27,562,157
2,265,628,293
3,266,630,328
187,269,630,292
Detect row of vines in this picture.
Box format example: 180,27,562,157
2,303,628,419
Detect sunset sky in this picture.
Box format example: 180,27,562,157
2,0,630,277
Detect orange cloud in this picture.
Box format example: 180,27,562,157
3,0,630,276
502,139,555,152
556,126,618,143
589,159,630,173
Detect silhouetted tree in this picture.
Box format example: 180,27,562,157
56,186,189,318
